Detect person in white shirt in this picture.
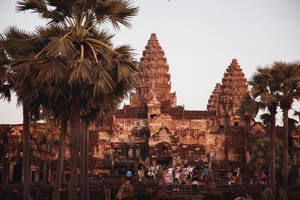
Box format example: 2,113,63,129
187,165,193,180
174,168,180,191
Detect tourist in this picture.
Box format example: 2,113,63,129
148,167,155,179
187,165,193,180
227,171,234,186
182,165,188,181
138,166,144,182
126,169,133,178
180,167,187,184
150,165,154,174
192,177,199,197
173,168,180,191
204,164,209,183
155,165,160,176
236,167,241,183
260,171,267,185
165,169,172,184
168,166,173,177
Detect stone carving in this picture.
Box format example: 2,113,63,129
149,126,176,146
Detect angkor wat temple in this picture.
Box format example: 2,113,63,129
0,33,299,187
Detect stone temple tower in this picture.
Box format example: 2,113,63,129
130,33,177,118
207,58,248,127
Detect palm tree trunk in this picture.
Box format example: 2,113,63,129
69,85,81,200
270,109,276,200
86,126,89,200
80,121,89,200
53,118,68,200
283,108,289,192
22,104,30,200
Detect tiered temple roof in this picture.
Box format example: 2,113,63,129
130,33,177,108
207,58,248,125
117,33,216,120
207,83,222,111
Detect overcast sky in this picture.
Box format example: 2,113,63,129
0,0,300,124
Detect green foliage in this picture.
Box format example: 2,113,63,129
249,137,283,171
238,93,258,125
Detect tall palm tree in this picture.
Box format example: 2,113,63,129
249,66,280,200
238,93,258,167
1,27,48,200
78,44,138,200
49,96,70,200
273,62,300,191
15,1,138,199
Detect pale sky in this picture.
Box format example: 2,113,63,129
0,0,300,124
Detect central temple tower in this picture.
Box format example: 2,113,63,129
130,33,177,117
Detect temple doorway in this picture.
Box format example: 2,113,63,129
156,157,172,168
152,142,173,168
13,163,22,183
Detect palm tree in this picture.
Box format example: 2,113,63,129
15,1,138,199
249,66,280,200
238,93,258,168
273,62,300,191
1,27,46,200
50,97,70,200
78,44,138,200
0,34,14,190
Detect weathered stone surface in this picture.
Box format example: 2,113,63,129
95,34,249,166
115,179,135,200
130,33,176,109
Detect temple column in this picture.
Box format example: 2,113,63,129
8,162,14,182
128,148,133,159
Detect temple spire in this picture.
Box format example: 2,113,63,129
207,58,248,126
130,33,177,108
149,33,157,41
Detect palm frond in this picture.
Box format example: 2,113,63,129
68,59,93,85
17,0,64,23
0,84,12,102
95,0,138,30
93,67,115,95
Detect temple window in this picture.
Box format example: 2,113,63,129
150,114,156,119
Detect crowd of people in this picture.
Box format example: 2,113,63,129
126,163,248,187
125,163,272,189
133,163,211,189
226,167,241,185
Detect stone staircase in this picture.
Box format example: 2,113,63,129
166,184,194,200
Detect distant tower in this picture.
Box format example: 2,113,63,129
207,58,248,127
207,83,222,112
130,33,177,114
